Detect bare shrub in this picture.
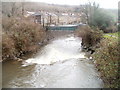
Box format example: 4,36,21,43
76,25,103,48
2,17,46,61
2,17,17,32
2,33,17,61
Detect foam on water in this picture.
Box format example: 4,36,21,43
3,35,103,88
24,36,86,65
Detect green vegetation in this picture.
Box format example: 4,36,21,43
104,32,119,39
2,17,46,61
90,9,114,30
92,37,119,88
81,2,117,32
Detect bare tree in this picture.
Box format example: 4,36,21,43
2,2,25,17
80,2,99,25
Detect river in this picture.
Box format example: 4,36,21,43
3,34,103,88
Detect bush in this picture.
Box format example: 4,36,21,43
75,25,103,48
2,17,18,32
2,17,46,61
2,33,17,61
92,38,119,88
103,25,117,33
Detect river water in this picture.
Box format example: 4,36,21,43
3,34,103,88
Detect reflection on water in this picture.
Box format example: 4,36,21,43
3,35,103,88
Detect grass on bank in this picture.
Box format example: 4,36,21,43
104,32,119,39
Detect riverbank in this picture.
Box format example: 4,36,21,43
92,32,119,88
82,34,119,88
75,25,119,88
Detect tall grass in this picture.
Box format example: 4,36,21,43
2,17,46,61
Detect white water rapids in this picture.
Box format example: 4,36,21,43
24,35,84,65
3,35,103,88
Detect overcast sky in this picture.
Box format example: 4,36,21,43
30,0,119,9
2,0,119,9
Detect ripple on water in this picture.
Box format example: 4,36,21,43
3,35,103,88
